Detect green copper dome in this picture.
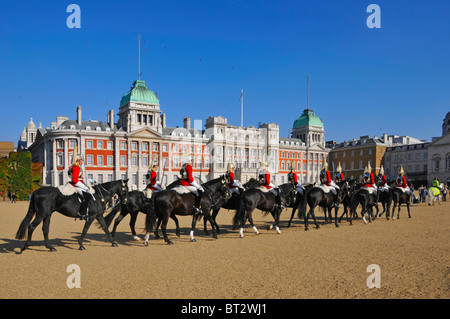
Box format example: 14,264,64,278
120,80,159,107
293,109,324,128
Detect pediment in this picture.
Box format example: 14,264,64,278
307,143,329,152
126,127,163,139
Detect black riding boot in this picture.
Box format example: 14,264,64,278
333,191,340,208
78,192,91,221
193,190,203,215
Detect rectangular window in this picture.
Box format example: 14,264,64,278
97,141,103,149
97,155,104,166
132,156,137,166
57,153,64,166
107,174,113,182
86,140,93,149
132,142,137,151
107,155,113,166
97,174,103,184
69,140,77,148
120,141,126,150
107,141,113,150
87,154,94,166
120,155,126,166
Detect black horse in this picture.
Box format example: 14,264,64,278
143,176,230,245
301,181,348,231
375,184,393,220
287,183,314,227
347,183,378,225
202,178,260,235
15,179,129,252
104,190,153,241
232,183,296,238
390,185,411,220
338,179,359,223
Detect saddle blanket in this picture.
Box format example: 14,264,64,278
58,183,95,196
317,184,331,193
256,186,270,193
173,185,198,196
395,186,410,193
361,187,375,195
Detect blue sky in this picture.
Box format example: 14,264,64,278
0,0,449,144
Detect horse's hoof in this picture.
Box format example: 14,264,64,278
48,247,57,252
112,242,118,247
167,241,174,245
144,241,148,247
133,236,142,241
79,246,86,251
190,238,196,243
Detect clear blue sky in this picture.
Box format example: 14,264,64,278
0,0,449,144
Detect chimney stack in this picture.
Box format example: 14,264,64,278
184,117,191,129
77,106,82,125
107,109,115,128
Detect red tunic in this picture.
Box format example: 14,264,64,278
288,172,298,184
69,164,83,185
147,171,158,190
226,172,238,188
260,170,271,189
180,164,194,186
321,170,332,186
336,173,344,182
395,176,408,188
380,175,387,187
363,173,375,188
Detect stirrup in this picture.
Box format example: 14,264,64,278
78,214,89,222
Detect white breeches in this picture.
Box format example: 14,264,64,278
230,187,240,195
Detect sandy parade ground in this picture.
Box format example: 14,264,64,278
0,198,449,302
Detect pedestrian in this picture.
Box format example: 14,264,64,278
418,185,424,202
12,192,16,203
443,185,448,202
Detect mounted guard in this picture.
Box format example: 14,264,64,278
288,162,304,196
179,154,204,215
335,162,345,183
145,155,162,202
378,165,389,193
68,145,95,221
362,162,378,206
226,163,240,196
319,161,339,208
395,165,411,198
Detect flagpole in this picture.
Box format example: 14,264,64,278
240,89,243,127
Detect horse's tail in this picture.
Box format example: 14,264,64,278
297,193,308,219
103,204,122,228
145,197,157,233
232,194,246,229
16,194,36,240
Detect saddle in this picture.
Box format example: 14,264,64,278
361,187,375,195
317,184,331,193
173,185,198,196
58,183,95,196
256,186,270,193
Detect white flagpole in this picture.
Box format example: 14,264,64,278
240,89,243,127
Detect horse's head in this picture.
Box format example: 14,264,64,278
219,175,232,199
280,183,297,207
118,179,129,203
